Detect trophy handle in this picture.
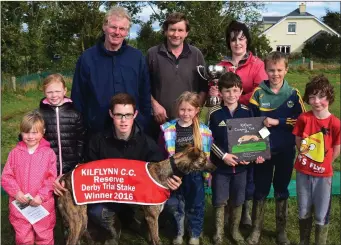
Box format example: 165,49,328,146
197,65,208,81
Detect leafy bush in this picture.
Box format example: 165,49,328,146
302,32,341,59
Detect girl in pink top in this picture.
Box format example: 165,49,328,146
2,111,57,245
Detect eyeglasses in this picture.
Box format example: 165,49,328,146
112,113,134,120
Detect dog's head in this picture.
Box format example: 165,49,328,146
172,146,216,174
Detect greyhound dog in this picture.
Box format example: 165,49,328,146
57,146,216,245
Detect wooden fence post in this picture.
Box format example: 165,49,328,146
11,76,16,92
309,60,313,70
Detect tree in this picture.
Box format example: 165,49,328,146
302,8,341,60
1,2,28,75
141,1,265,63
249,24,272,58
1,1,145,75
322,9,341,34
136,21,163,55
302,32,340,59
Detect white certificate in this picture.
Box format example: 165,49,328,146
12,193,50,224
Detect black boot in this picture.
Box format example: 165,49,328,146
298,217,312,245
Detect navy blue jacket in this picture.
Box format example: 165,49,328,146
209,103,253,174
71,37,151,134
249,80,306,153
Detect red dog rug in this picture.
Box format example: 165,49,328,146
72,159,170,205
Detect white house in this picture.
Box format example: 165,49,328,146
259,3,340,54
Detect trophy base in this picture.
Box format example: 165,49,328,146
205,96,221,107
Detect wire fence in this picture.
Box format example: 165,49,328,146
2,57,340,89
2,71,74,90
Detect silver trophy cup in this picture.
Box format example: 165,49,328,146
197,65,226,107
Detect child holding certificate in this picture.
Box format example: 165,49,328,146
1,111,57,245
208,72,264,245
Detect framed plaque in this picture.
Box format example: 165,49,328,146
226,117,271,162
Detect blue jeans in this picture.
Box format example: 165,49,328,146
164,172,205,238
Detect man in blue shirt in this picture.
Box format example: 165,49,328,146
71,6,151,135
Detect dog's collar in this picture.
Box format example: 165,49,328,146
170,156,185,178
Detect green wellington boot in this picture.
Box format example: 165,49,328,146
275,199,290,245
213,206,225,245
246,199,265,245
230,205,246,245
241,200,252,227
315,224,329,245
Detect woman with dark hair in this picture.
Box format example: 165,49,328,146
210,20,267,104
209,20,267,242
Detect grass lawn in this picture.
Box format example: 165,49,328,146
1,71,340,244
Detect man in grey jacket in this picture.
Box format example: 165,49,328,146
146,12,208,140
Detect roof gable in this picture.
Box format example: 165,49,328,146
285,8,313,17
304,30,329,43
263,16,283,23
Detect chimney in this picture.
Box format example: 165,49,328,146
299,3,306,14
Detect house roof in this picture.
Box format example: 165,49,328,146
286,8,314,17
263,16,283,23
304,30,328,43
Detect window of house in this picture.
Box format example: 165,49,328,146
276,45,291,54
288,22,296,33
286,46,291,53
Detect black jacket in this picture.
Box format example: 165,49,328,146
39,98,86,174
85,122,164,163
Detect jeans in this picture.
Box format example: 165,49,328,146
164,171,205,238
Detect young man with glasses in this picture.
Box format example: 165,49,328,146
85,93,181,242
71,6,151,136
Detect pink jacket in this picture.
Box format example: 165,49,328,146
218,52,268,105
1,138,57,229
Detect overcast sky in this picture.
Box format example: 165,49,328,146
129,1,340,39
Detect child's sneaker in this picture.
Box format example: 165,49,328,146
172,236,183,245
189,237,200,245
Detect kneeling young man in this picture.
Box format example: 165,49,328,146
86,93,182,241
